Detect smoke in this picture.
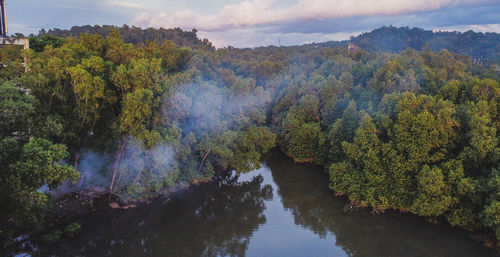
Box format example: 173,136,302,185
78,151,112,188
49,139,178,198
48,151,112,197
164,79,271,134
50,74,272,198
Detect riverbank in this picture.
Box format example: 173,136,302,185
35,152,500,257
8,175,216,256
51,176,215,220
279,147,500,252
8,150,500,256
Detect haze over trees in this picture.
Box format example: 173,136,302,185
1,25,499,250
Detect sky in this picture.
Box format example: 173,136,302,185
6,0,500,48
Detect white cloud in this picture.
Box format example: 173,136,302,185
8,23,36,35
468,24,500,33
433,23,500,33
197,28,360,48
131,0,496,31
106,1,150,11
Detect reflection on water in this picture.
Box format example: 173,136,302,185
43,150,499,257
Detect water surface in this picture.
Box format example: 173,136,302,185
43,150,499,257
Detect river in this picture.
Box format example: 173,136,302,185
41,150,499,257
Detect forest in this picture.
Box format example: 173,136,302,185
1,25,500,251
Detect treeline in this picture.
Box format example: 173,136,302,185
1,26,499,250
267,48,500,243
201,32,500,246
318,26,500,63
36,25,215,50
354,26,500,63
36,25,500,63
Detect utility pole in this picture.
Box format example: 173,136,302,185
0,0,7,37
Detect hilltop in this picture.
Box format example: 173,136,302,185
349,26,500,63
33,25,500,64
36,25,214,51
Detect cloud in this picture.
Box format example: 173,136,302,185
129,0,500,48
434,24,500,33
54,4,102,11
131,0,497,32
264,4,500,34
106,0,150,11
8,0,500,47
197,28,359,48
468,24,500,33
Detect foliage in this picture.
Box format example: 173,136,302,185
41,229,64,243
64,222,81,235
265,35,500,243
29,35,65,52
0,81,78,248
37,25,214,51
349,26,500,63
1,25,500,249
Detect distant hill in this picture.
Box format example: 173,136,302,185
348,26,500,63
36,25,499,64
37,25,215,50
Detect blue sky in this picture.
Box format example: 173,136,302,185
6,0,500,47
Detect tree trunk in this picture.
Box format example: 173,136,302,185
120,154,142,189
114,162,126,192
110,139,127,193
152,117,159,130
74,152,80,172
199,148,212,171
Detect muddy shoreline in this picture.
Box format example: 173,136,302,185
9,175,216,256
51,177,214,222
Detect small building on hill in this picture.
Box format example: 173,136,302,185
348,43,361,54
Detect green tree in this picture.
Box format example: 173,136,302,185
0,81,78,248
